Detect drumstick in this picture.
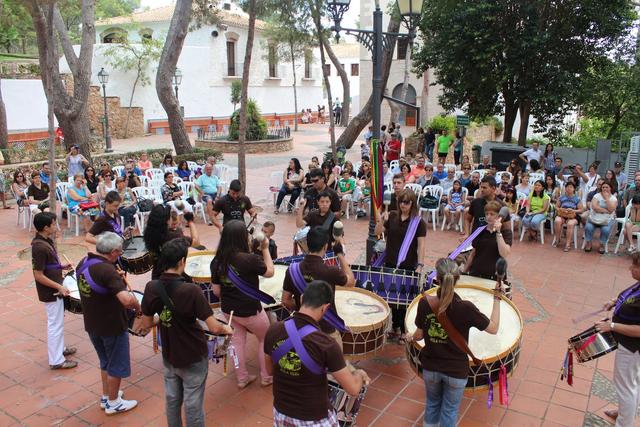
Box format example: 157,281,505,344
62,254,73,270
228,310,234,326
116,265,134,293
572,309,605,324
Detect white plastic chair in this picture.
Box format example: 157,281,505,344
441,187,468,231
389,160,400,174
519,201,548,245
615,203,633,254
444,163,456,173
138,175,149,187
496,171,513,184
404,183,423,200
269,171,284,209
12,187,29,228
131,186,156,231
529,172,545,184
216,164,230,180
179,181,207,223
472,169,486,179
112,165,125,177
419,185,443,231
174,177,183,185
146,168,164,181
55,182,71,230
187,161,199,172
165,167,178,175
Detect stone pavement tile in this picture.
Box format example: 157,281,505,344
551,388,589,412
0,410,19,427
21,404,70,426
586,394,611,413
500,410,543,427
354,405,381,425
462,399,507,425
399,380,424,402
524,366,560,386
544,403,586,427
370,411,415,427
517,380,555,402
362,386,397,410
555,375,593,396
506,394,549,418
135,371,165,397
205,402,244,426
56,388,100,414
370,372,409,394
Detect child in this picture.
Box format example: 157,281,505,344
444,180,465,232
357,179,371,217
252,221,278,259
337,170,356,215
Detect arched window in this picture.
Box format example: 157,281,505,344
139,28,153,41
101,27,128,44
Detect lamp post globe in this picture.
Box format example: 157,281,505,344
396,0,423,34
173,68,182,100
97,67,112,152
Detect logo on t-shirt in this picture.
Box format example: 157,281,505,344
275,340,302,376
159,306,173,327
427,314,448,344
78,274,92,298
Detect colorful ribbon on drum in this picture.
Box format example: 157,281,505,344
370,138,384,217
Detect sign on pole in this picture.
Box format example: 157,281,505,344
456,115,470,126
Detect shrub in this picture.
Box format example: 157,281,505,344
428,115,456,133
229,99,268,141
174,147,224,165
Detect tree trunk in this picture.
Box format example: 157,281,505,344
45,4,57,212
502,93,517,144
237,0,257,189
155,0,193,155
606,108,624,140
28,0,95,164
323,42,349,127
0,77,8,150
390,51,411,124
420,68,429,126
385,88,401,127
290,41,298,132
517,99,531,146
124,72,141,139
336,16,401,149
319,38,336,160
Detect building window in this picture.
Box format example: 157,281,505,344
397,39,409,60
227,41,236,76
304,50,312,78
101,27,127,44
323,63,331,77
223,3,231,10
268,45,278,78
351,64,359,76
139,28,153,41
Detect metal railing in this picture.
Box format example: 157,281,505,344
197,126,291,141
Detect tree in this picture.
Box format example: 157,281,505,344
324,42,350,127
103,32,163,138
27,0,95,162
229,99,268,140
0,0,36,54
56,0,140,41
230,80,242,112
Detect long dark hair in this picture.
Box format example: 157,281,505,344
544,143,554,155
288,158,302,174
144,205,171,254
544,173,556,191
531,180,545,198
214,220,250,276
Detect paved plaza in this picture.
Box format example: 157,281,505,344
0,125,635,426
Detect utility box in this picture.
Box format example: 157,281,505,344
490,146,526,171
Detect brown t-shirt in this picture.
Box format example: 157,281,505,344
264,313,346,421
31,235,62,303
303,211,337,249
612,283,640,353
469,228,513,278
282,255,347,333
89,212,121,236
28,183,50,201
76,253,128,336
384,212,427,270
212,194,253,225
304,187,341,213
252,238,278,260
141,273,213,368
150,228,191,280
210,252,267,317
468,197,507,232
415,294,490,378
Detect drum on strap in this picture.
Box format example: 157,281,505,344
568,326,617,363
405,285,523,389
293,226,310,253
274,252,338,267
184,250,218,306
261,265,289,323
63,272,83,314
197,314,232,362
328,380,367,426
351,264,425,308
128,290,159,337
457,275,513,300
336,287,390,361
121,236,153,275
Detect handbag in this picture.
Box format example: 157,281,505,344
420,194,439,210
79,201,99,211
557,208,576,219
138,198,154,212
37,200,50,211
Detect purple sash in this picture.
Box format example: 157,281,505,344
614,282,640,322
289,262,348,332
373,215,422,268
34,241,63,271
226,266,276,305
427,225,487,286
101,211,123,236
77,257,110,295
271,320,325,375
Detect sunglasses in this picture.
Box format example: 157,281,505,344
311,178,320,183
400,200,412,205
463,167,470,170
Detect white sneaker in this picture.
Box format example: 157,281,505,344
105,398,137,415
100,390,124,409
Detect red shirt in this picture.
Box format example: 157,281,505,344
386,139,401,161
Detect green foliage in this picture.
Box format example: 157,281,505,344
474,116,503,134
102,32,163,87
428,115,456,133
174,147,223,165
554,118,611,149
230,80,242,110
0,0,35,54
229,99,268,141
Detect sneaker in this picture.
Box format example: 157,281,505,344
100,390,124,409
50,360,77,370
105,398,137,415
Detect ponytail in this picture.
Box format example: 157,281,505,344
435,258,460,315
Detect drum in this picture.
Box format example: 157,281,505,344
121,236,154,275
328,380,367,426
197,317,232,362
568,326,617,363
184,250,216,283
351,264,425,308
457,275,512,300
293,226,310,253
62,272,83,314
405,285,523,389
336,287,390,361
128,290,158,337
261,265,289,322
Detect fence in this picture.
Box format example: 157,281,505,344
196,126,291,141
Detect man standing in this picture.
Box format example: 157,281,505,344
195,163,221,225
211,179,257,230
519,141,543,170
78,232,139,414
265,281,369,427
424,127,436,162
436,129,453,163
389,173,406,211
31,212,77,370
139,239,233,427
303,168,341,216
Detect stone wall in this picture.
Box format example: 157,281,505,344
195,137,293,154
87,85,145,139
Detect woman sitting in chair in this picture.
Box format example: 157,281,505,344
624,195,640,253
521,180,550,241
67,173,98,231
584,181,617,254
553,181,583,252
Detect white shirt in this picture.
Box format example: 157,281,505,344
522,148,543,168
616,171,628,192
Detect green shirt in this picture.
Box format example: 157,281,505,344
437,135,453,154
529,192,550,214
338,177,356,193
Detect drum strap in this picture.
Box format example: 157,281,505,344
77,257,110,295
152,279,197,324
397,216,421,267
425,295,482,365
289,262,348,332
100,211,122,236
614,282,640,322
270,319,325,376
226,266,276,305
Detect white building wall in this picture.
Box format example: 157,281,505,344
326,56,360,116
1,79,54,131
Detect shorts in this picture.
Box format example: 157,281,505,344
341,194,353,202
89,331,131,378
446,204,464,212
201,193,217,204
438,152,448,160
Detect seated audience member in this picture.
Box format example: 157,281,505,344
439,166,457,195
553,181,582,252
400,163,413,183
161,172,193,214
477,155,491,170
383,161,394,184
97,172,116,201
137,153,152,173
40,162,52,185
122,159,142,177
521,180,550,241
528,159,544,174
115,177,138,229
515,172,531,197
67,173,98,230
584,181,617,254
12,170,30,207
176,160,191,180
159,154,176,172
195,163,221,223
337,170,357,215
624,195,640,253
464,172,481,201
604,169,619,194
507,159,522,185
407,155,427,183
321,162,337,189
433,162,447,180
84,167,99,194
274,158,304,214
342,161,357,178
459,163,472,187
27,171,50,214
443,180,466,231
417,163,440,187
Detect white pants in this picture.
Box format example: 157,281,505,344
615,344,640,427
44,298,65,366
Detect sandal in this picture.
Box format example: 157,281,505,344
50,359,78,370
563,246,570,252
3,206,12,209
584,245,592,252
261,377,273,387
237,375,257,389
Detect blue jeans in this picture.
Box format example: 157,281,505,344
163,357,208,427
89,331,131,378
584,219,614,244
276,185,301,209
522,213,546,230
118,205,137,228
423,370,467,427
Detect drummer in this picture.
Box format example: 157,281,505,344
462,200,512,279
282,226,356,346
408,258,501,427
144,205,201,280
211,179,257,231
464,176,507,236
594,252,640,425
86,191,124,244
388,173,406,211
31,212,77,370
374,188,427,341
302,168,341,216
296,192,339,250
264,280,370,426
210,220,275,388
138,238,233,426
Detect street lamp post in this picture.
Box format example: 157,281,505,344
97,67,113,153
173,68,183,117
327,0,423,265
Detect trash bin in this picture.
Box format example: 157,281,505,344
490,145,526,171
472,145,482,164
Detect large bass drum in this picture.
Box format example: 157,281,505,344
405,285,522,389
